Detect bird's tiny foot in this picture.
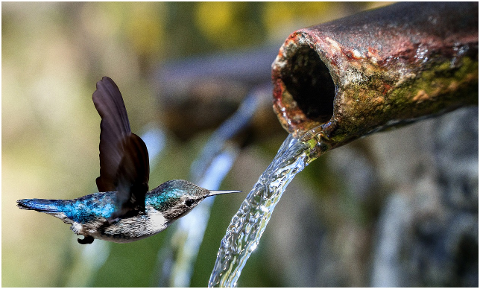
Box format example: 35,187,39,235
77,235,94,244
107,217,121,225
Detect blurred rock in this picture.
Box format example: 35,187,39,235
152,46,284,142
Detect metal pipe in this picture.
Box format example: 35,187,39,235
272,2,478,151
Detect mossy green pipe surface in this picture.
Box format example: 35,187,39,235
272,2,478,151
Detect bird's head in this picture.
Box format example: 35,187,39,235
148,179,240,221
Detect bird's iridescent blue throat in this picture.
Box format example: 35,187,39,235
17,77,241,244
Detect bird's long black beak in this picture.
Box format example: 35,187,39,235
208,190,242,197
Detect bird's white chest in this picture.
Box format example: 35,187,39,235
146,208,169,233
68,206,169,243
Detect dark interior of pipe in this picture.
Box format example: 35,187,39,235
281,46,336,124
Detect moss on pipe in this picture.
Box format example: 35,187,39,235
272,2,478,153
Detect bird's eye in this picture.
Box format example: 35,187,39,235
185,199,195,207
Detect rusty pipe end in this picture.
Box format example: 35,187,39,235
272,38,337,135
272,2,478,149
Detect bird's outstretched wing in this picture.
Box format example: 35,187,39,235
115,133,149,216
92,77,150,218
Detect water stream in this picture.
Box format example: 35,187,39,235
155,87,265,286
208,132,329,287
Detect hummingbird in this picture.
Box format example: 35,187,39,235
17,76,240,244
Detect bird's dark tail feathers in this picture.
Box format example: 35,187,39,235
17,198,67,213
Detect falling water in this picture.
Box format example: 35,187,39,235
155,87,266,286
208,131,329,287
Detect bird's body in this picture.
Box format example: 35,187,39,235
18,180,229,243
17,77,240,244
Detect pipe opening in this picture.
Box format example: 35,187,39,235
281,46,336,124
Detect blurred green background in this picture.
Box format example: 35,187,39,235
3,2,391,287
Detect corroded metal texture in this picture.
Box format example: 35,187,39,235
272,2,478,150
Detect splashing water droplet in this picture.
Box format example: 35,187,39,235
208,133,327,287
